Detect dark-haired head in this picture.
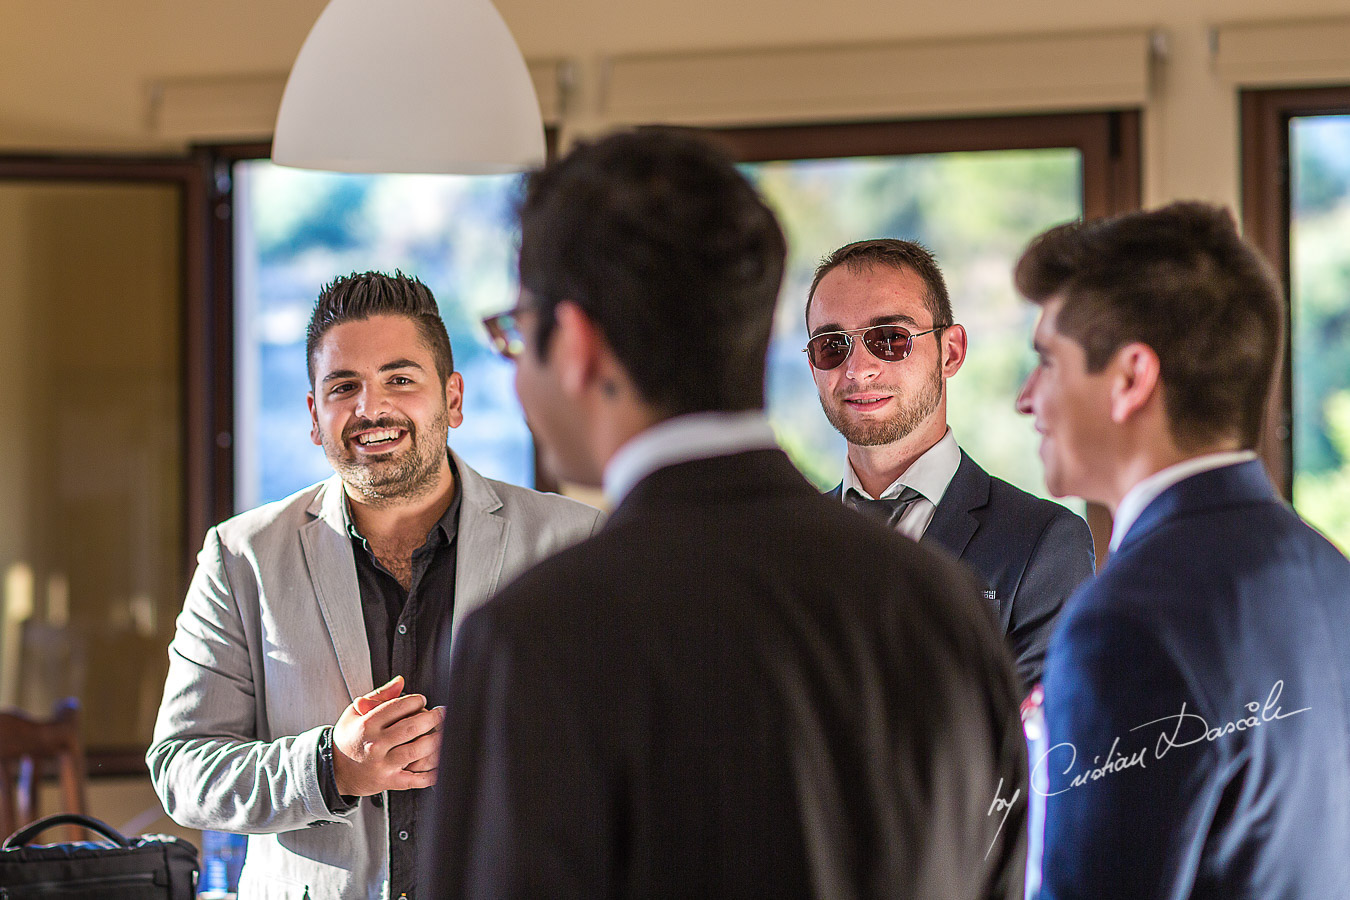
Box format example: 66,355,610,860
808,238,953,329
517,128,787,417
306,271,454,386
1014,201,1282,450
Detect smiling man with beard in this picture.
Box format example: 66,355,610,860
148,272,601,900
806,239,1094,690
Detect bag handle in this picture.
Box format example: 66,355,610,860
3,813,132,849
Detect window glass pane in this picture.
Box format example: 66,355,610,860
233,161,532,509
744,150,1082,502
0,181,182,752
1290,115,1350,552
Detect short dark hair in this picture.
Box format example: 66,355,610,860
306,271,454,386
517,128,787,417
807,239,954,328
1014,201,1283,450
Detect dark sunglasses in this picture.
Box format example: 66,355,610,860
482,306,527,361
804,324,943,371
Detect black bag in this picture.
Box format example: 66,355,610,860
0,813,198,898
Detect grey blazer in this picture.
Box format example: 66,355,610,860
147,452,602,900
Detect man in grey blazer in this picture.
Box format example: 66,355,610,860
807,239,1094,690
147,272,601,900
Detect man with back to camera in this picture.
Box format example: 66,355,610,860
422,129,1030,899
1014,202,1350,898
147,272,602,900
806,239,1095,690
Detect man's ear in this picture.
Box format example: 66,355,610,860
307,392,321,446
551,301,606,397
444,372,465,429
1108,342,1162,424
940,324,967,378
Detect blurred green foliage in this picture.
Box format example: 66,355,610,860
1291,117,1350,552
246,164,525,365
1295,391,1350,551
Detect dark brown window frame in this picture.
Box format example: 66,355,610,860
710,110,1141,220
1241,85,1350,499
0,153,216,775
707,110,1143,567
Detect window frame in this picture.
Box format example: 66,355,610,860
0,153,213,774
1240,86,1350,500
706,110,1142,566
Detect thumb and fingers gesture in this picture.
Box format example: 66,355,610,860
333,675,447,796
353,674,406,715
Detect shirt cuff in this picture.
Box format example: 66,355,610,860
318,725,360,816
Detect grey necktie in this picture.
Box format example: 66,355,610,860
844,486,924,529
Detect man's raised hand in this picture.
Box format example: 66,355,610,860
333,675,446,796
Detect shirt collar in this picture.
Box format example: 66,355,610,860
603,411,779,506
841,428,961,504
1109,450,1258,552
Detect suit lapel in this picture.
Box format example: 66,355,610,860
921,451,986,560
448,451,508,650
299,477,373,701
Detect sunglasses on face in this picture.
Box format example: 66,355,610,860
804,324,943,371
482,307,527,361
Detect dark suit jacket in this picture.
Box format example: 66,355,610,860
833,450,1095,689
425,449,1028,900
1040,460,1350,899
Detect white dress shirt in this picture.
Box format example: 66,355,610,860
603,411,780,506
840,429,962,540
1109,450,1259,552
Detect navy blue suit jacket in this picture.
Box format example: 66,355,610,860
834,450,1095,689
1040,460,1350,899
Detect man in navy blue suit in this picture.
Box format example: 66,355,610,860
1015,201,1350,898
808,239,1095,690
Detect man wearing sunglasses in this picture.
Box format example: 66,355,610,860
806,239,1094,691
424,130,1029,899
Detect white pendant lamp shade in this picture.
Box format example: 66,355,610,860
273,0,545,175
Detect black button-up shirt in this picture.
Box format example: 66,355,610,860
320,461,461,900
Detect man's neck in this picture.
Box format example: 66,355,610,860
1102,436,1245,516
591,404,665,488
846,424,946,499
602,409,776,505
345,460,457,548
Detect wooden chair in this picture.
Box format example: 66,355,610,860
0,698,88,843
